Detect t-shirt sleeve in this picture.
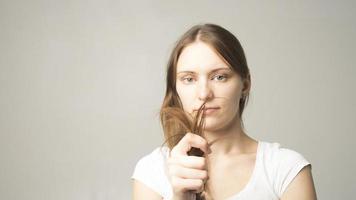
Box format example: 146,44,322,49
273,146,311,197
131,147,171,198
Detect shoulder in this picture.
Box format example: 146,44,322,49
131,146,172,198
260,141,311,198
135,146,170,165
132,146,170,178
262,141,308,164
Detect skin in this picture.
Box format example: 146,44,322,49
133,41,317,200
175,41,245,135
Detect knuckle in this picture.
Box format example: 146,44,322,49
198,136,206,143
185,132,194,140
201,170,208,179
198,185,205,193
197,157,206,169
202,140,209,147
196,179,204,187
195,184,204,193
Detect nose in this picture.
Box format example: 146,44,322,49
198,80,213,101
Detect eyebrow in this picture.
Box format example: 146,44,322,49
177,67,232,75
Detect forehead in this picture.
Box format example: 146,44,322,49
176,41,230,73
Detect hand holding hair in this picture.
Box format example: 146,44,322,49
168,133,211,200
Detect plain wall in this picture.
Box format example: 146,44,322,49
1,0,355,199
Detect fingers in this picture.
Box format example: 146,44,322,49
168,155,207,170
168,133,211,196
168,165,209,180
170,177,205,193
171,133,211,156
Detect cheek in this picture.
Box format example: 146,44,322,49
215,82,242,100
176,85,195,112
215,83,242,111
223,93,240,113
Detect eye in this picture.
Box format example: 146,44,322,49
212,74,228,81
180,76,195,84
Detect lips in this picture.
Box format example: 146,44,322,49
193,107,220,115
193,106,220,111
203,107,219,115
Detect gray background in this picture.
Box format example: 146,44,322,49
1,0,355,199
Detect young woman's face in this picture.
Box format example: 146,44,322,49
176,41,248,132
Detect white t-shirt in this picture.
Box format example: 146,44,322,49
131,141,311,200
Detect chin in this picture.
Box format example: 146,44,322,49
203,114,238,132
202,118,224,131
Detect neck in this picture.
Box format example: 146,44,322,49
203,119,256,156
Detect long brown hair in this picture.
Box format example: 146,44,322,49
160,23,251,150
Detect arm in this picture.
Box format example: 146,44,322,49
280,165,317,200
132,179,163,200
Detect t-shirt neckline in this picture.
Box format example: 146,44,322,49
225,140,262,200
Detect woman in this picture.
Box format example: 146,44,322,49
132,23,317,200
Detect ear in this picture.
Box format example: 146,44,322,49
242,74,251,96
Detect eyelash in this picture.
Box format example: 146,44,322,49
213,74,227,81
180,74,228,83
